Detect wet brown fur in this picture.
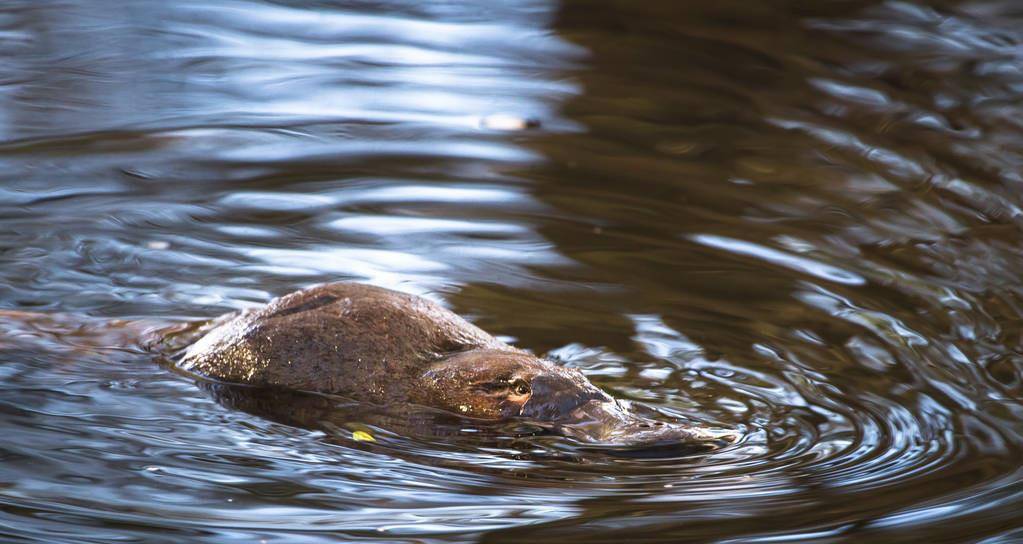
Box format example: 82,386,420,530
177,283,521,410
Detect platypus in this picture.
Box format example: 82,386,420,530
172,282,732,448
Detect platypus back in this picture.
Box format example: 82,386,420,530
177,283,507,401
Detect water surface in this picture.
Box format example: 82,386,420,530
2,0,1023,542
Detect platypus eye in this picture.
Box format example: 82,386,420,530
511,378,530,396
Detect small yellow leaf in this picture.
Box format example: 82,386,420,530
352,430,375,442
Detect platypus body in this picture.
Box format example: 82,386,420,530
176,282,731,448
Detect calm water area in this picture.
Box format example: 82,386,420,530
2,0,1023,542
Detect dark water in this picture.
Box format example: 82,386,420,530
2,0,1023,541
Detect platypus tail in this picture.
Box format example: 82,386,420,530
0,310,184,355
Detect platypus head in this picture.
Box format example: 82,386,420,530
414,349,734,449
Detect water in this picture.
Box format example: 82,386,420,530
2,0,1023,541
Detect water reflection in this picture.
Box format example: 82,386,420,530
2,0,1023,542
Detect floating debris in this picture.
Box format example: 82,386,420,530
478,114,541,131
352,430,375,442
